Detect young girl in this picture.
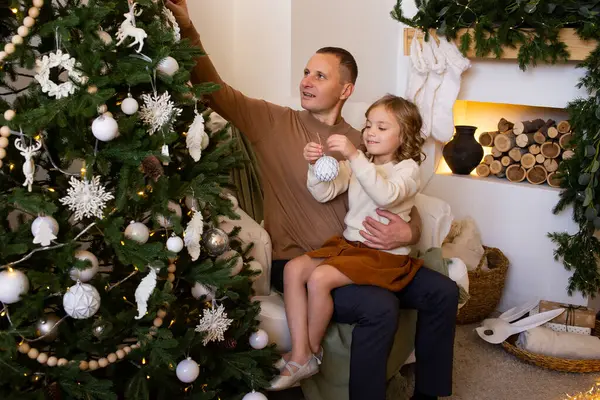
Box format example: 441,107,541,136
268,94,426,391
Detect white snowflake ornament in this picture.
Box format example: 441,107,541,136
34,50,87,99
59,176,114,221
139,91,182,135
195,303,233,345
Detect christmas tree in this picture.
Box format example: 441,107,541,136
0,1,276,399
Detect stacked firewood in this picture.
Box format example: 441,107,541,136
475,118,573,187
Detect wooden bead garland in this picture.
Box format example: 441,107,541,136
0,1,41,62
15,306,170,371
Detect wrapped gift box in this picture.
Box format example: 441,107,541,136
529,304,594,335
538,300,596,329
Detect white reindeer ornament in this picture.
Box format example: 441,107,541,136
116,2,147,53
14,138,42,192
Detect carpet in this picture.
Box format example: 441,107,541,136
269,323,600,399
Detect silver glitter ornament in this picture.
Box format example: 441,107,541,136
202,228,229,256
35,313,61,342
92,319,113,339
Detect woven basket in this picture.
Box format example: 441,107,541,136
501,320,600,373
456,246,509,324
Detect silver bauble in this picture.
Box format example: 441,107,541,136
35,313,61,342
202,228,229,256
92,318,113,339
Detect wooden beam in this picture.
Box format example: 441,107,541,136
403,28,596,61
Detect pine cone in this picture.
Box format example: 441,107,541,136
141,155,164,182
222,338,237,349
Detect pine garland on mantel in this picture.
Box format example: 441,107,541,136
391,0,600,297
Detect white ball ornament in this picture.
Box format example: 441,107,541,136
249,329,269,350
124,221,150,244
97,30,112,46
157,56,179,77
156,201,182,228
242,391,268,400
70,250,99,282
191,282,215,301
216,249,244,276
121,96,139,115
0,268,29,304
314,155,340,182
63,282,101,319
176,358,200,383
31,215,59,237
166,235,184,253
92,114,119,142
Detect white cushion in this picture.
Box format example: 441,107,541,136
252,294,291,352
414,193,453,252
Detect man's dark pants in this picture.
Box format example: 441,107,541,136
271,260,458,399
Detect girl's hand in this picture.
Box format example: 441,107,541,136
304,142,323,164
327,134,358,160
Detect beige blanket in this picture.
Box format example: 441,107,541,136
516,326,600,359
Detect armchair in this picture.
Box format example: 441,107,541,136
219,193,469,400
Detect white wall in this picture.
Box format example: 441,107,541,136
189,0,593,310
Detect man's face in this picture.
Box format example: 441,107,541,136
299,53,351,113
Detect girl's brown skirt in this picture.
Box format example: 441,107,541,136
305,235,423,292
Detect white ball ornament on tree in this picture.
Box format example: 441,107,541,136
0,268,29,304
242,391,268,400
31,215,59,246
121,94,139,115
63,282,101,319
166,234,184,253
176,358,200,383
216,249,243,276
191,282,215,301
97,30,112,46
124,221,150,244
157,56,179,77
70,250,99,282
314,155,339,182
249,329,269,350
92,114,119,142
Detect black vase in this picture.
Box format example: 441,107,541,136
442,125,483,175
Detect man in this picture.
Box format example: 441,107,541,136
166,2,458,399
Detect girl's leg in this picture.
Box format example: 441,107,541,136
306,265,353,355
282,255,323,376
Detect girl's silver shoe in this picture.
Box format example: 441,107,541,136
273,356,287,370
267,357,319,391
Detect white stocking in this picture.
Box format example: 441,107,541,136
405,32,428,105
431,38,471,143
418,38,446,139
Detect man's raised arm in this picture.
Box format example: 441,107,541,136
166,0,287,144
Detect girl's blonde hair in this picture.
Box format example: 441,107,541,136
362,94,425,164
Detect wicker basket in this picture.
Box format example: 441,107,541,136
501,320,600,373
456,246,509,324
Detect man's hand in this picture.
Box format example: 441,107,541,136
327,134,358,160
166,0,193,30
360,207,422,250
